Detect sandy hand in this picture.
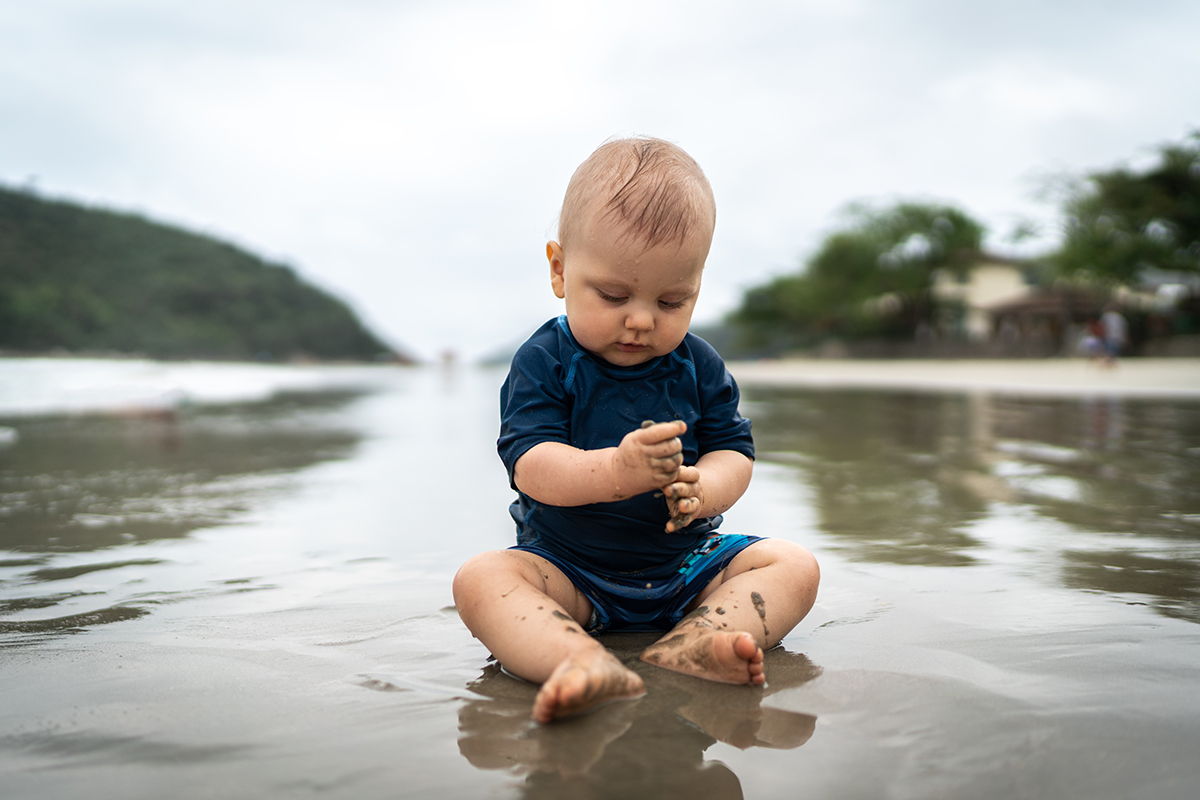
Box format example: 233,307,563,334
612,420,686,495
663,465,703,532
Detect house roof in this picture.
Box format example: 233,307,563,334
986,287,1106,317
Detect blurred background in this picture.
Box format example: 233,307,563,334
2,0,1198,364
4,5,1200,796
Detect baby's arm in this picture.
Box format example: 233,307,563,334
514,421,687,506
662,450,753,532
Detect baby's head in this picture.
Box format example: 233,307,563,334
548,138,716,367
557,137,716,255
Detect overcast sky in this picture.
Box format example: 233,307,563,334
3,1,1198,361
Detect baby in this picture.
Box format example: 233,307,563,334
453,137,820,723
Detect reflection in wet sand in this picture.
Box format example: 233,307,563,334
749,391,993,566
0,390,365,551
457,634,820,799
745,387,1200,623
0,390,368,644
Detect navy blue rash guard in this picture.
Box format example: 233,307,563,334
497,316,754,579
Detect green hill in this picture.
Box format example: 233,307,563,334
0,186,402,362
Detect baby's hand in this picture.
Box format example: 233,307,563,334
663,465,703,532
613,420,686,496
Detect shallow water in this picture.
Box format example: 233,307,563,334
2,360,1200,799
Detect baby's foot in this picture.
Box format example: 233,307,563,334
531,647,645,724
639,627,765,685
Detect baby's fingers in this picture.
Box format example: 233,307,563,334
644,439,683,482
652,451,684,470
663,480,694,500
643,437,683,460
665,497,700,532
636,419,688,444
649,453,683,482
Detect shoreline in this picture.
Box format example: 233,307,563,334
727,356,1200,398
0,350,412,366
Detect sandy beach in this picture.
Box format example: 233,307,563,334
728,356,1200,398
3,359,1200,799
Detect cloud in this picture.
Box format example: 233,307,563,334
932,64,1116,121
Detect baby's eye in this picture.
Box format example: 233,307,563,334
597,290,627,304
659,299,686,310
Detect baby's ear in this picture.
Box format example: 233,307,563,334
547,241,566,299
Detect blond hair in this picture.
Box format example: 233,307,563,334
557,137,715,252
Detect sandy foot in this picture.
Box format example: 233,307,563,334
531,647,646,724
639,627,765,685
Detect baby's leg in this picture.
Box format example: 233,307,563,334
639,539,819,684
453,550,644,723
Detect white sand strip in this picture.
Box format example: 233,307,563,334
727,358,1200,398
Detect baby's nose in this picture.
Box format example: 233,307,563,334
625,308,655,330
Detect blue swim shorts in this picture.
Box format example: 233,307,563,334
511,533,761,633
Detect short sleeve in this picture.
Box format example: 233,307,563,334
689,336,754,460
497,338,573,486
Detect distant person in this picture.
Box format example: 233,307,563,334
999,317,1020,353
453,137,820,723
1101,304,1129,366
1080,317,1104,362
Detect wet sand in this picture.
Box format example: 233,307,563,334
3,361,1200,799
728,356,1200,398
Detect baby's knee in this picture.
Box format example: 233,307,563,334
788,542,820,583
755,537,817,568
762,539,821,596
789,543,820,591
453,549,543,602
452,551,502,603
786,543,820,610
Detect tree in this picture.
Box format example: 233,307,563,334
1056,132,1200,283
730,202,985,349
0,187,400,360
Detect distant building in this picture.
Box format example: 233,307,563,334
985,287,1108,355
932,258,1035,341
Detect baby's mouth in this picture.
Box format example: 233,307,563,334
616,342,647,353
